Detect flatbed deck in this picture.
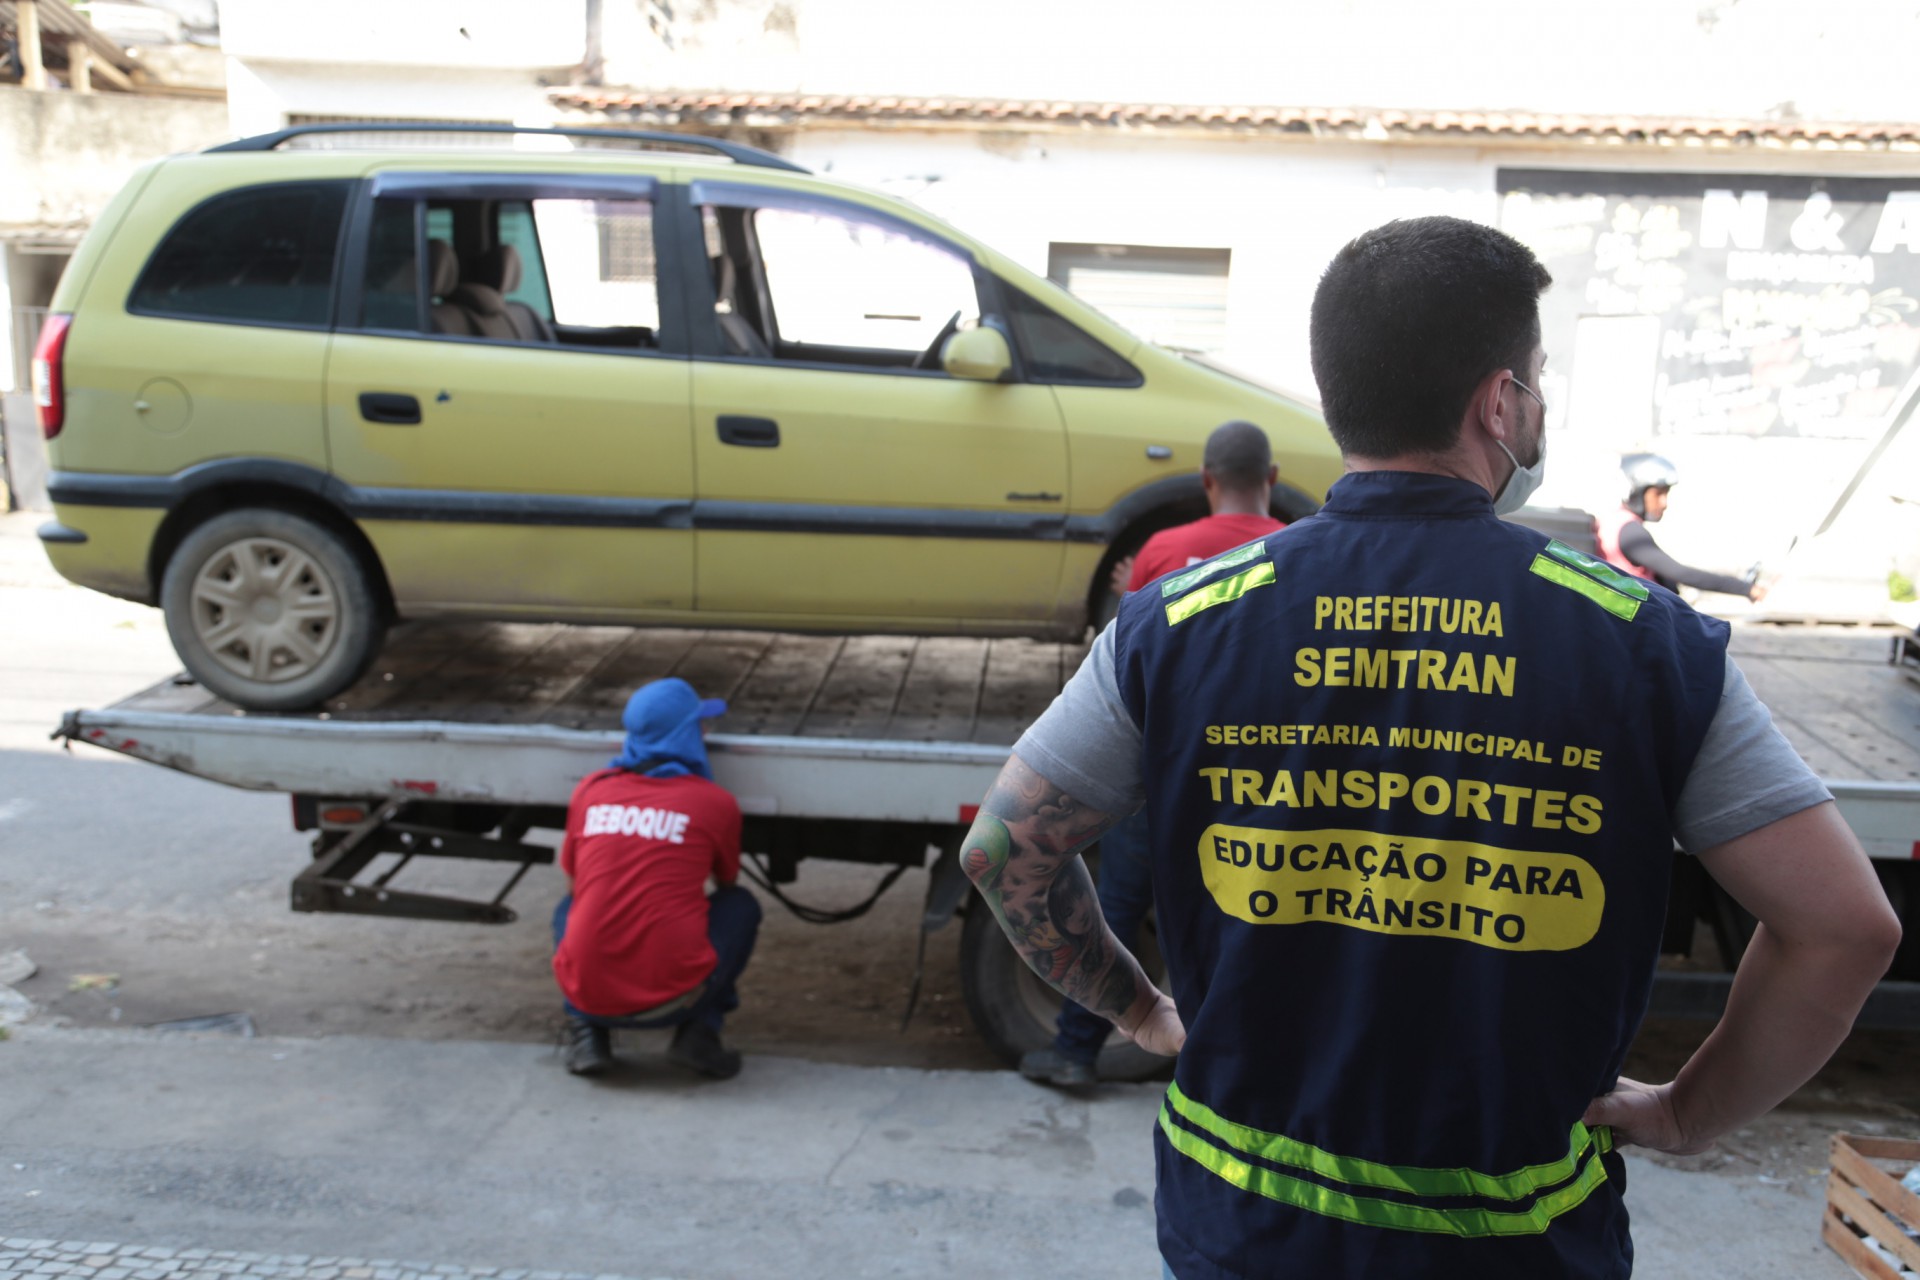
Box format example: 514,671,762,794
96,621,1086,743
1727,625,1920,859
58,620,1920,847
60,625,1087,824
1729,626,1920,784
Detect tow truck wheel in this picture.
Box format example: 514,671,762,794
959,893,1173,1083
1877,862,1920,981
161,507,385,712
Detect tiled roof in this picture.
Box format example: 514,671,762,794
549,89,1920,148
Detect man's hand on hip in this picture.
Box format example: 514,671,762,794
1583,1076,1711,1155
1120,989,1186,1057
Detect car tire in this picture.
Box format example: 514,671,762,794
958,892,1173,1083
161,507,385,711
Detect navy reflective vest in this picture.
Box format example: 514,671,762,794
1112,471,1727,1280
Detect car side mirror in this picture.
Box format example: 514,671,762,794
941,326,1012,382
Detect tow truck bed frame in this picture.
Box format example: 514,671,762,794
56,620,1920,1030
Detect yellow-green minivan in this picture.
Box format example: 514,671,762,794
37,124,1340,709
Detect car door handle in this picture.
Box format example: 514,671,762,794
717,415,779,448
359,392,422,425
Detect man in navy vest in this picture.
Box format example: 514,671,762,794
960,215,1898,1278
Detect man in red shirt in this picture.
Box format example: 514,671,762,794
553,678,760,1080
1114,419,1289,594
1021,420,1289,1087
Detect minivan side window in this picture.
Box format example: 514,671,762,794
703,203,979,371
130,181,351,328
532,198,658,331
496,203,553,319
358,195,659,349
1004,286,1141,386
361,198,420,331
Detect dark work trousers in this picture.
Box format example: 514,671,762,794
551,884,761,1034
1053,810,1155,1064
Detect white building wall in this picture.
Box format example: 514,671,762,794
225,59,563,136
220,0,583,136
653,0,1920,125
221,0,586,69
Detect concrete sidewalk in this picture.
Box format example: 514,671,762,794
0,1026,1854,1280
1,1026,1162,1279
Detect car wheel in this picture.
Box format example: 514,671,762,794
958,892,1173,1083
161,507,385,711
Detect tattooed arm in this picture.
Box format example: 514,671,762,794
962,752,1185,1056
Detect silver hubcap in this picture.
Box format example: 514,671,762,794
189,536,340,684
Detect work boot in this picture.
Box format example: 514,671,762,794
564,1017,613,1077
668,1022,742,1080
1019,1047,1098,1089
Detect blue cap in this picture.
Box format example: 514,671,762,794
608,677,726,779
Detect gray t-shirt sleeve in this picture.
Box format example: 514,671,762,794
1011,623,1146,817
1672,655,1832,852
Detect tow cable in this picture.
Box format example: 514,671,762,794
738,851,908,925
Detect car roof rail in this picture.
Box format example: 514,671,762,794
205,123,810,173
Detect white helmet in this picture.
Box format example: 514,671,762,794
1622,453,1680,515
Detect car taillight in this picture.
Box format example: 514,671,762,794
32,313,72,440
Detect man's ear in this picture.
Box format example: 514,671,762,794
1265,464,1279,487
1200,469,1218,497
1475,369,1518,446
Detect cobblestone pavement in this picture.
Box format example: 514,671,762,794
0,1241,677,1280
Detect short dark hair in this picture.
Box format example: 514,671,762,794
1202,420,1273,491
1309,216,1551,458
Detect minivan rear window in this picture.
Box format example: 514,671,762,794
130,181,351,328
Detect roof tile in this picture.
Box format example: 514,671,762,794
548,89,1920,146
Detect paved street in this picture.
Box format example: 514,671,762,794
0,1240,638,1280
0,1024,1873,1280
0,510,1899,1279
0,1026,1165,1279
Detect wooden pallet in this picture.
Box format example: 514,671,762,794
1824,1132,1920,1279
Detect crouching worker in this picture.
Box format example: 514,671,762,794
552,678,760,1080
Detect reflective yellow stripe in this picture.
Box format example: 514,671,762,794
1159,541,1271,598
1529,555,1641,622
1160,1106,1612,1237
1544,539,1651,601
1164,561,1276,626
1166,1081,1604,1202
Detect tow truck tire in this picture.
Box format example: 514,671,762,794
161,507,385,712
959,898,1173,1083
1877,862,1920,981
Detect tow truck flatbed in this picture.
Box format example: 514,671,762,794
1729,625,1920,860
60,621,1918,852
55,619,1920,1040
59,623,1085,823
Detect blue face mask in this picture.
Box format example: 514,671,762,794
1494,377,1548,516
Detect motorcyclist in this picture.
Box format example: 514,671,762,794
1595,453,1766,601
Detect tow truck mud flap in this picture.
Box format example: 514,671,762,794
291,799,553,924
900,833,975,1028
